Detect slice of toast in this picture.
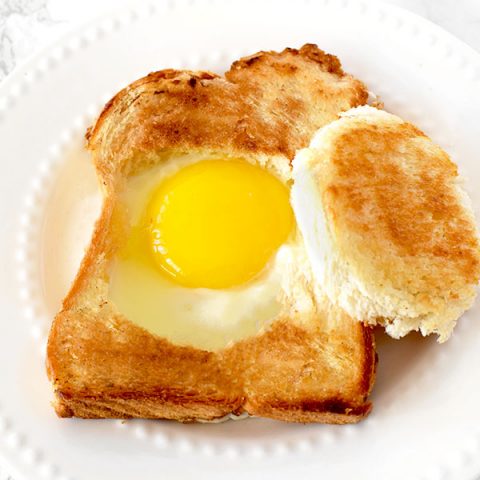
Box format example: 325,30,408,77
46,44,376,423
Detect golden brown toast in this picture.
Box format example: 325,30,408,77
292,106,480,342
46,44,376,423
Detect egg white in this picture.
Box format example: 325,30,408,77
108,152,310,351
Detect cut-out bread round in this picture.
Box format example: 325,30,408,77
292,106,480,343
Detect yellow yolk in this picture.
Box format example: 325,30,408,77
144,159,293,289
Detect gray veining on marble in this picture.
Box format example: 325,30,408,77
0,0,57,79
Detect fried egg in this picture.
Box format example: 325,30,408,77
108,153,310,351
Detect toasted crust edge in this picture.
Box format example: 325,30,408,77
54,397,371,424
48,325,376,423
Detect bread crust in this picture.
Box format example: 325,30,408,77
47,312,375,422
86,44,367,179
46,44,375,423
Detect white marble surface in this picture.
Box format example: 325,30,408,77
1,0,480,479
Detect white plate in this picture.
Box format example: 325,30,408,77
2,1,480,479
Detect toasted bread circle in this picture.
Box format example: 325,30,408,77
86,44,367,180
47,45,375,423
292,106,480,342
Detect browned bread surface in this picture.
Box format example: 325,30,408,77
86,44,368,179
47,44,375,423
291,106,480,341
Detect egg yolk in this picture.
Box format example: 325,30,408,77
145,159,293,289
